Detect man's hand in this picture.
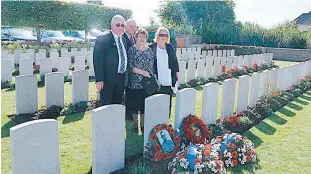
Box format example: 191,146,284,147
96,82,104,92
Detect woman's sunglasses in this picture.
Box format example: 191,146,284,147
115,23,125,28
159,34,168,37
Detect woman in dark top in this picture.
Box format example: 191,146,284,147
126,28,155,131
149,27,180,118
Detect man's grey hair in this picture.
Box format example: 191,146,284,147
111,15,125,25
126,18,136,26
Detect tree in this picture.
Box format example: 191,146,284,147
1,1,132,43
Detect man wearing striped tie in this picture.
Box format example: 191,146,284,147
93,15,129,106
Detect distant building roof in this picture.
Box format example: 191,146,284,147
294,11,311,25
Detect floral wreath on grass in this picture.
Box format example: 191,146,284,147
181,115,210,144
148,123,182,162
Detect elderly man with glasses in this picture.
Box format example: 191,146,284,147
93,15,130,106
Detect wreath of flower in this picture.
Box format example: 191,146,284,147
181,115,210,144
148,123,182,162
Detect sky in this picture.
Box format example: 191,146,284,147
67,0,311,28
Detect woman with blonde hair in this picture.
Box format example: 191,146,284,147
149,27,179,117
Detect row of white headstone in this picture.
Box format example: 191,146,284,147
9,60,311,174
178,53,273,84
176,48,236,61
1,48,92,64
1,50,94,82
14,70,90,115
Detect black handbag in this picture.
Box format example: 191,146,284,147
140,75,159,95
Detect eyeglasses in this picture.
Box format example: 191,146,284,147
159,34,168,37
115,23,125,28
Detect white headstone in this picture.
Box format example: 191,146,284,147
61,48,68,53
212,50,217,57
270,69,278,92
222,50,227,57
182,48,187,54
218,50,223,57
71,48,78,56
243,55,249,67
72,70,89,104
40,58,52,75
16,75,38,115
19,58,33,75
232,56,238,68
88,62,94,77
74,56,86,70
205,59,213,79
39,49,46,56
10,119,60,174
226,57,233,70
81,48,88,57
187,60,196,82
260,70,270,97
188,51,195,61
201,50,207,59
197,59,205,78
144,94,170,154
182,51,189,61
226,50,231,57
14,49,21,65
35,53,45,65
61,51,71,59
20,52,33,62
201,83,219,124
45,72,64,108
175,89,196,129
207,50,213,57
50,48,58,52
92,105,125,174
213,58,221,77
57,58,70,76
50,52,59,68
248,55,253,68
177,48,182,55
237,75,250,112
249,73,261,105
221,79,236,118
87,50,93,66
231,50,235,56
237,56,244,67
1,59,13,82
178,61,186,85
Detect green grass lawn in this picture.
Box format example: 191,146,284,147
1,60,308,174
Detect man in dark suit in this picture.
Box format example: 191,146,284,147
123,19,137,47
93,15,129,106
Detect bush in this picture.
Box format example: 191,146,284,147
12,69,19,76
38,74,45,86
125,160,152,174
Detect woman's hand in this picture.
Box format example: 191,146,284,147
142,70,151,78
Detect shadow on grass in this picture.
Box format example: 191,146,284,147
62,112,86,124
294,98,309,105
229,159,261,174
278,107,296,117
243,131,263,148
255,121,276,135
286,103,303,111
1,120,17,138
300,94,311,101
267,113,287,125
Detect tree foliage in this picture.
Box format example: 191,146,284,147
158,0,310,49
1,1,132,30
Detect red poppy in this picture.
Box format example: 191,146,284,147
226,70,232,76
194,158,202,164
204,144,212,149
175,146,180,151
154,144,161,152
222,65,227,73
162,124,168,130
204,149,211,156
232,159,238,166
232,151,238,159
170,152,176,158
246,155,251,162
169,127,175,134
155,126,161,133
151,134,157,142
154,151,161,161
253,63,258,69
161,153,168,160
174,136,181,143
232,67,238,72
215,137,222,143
